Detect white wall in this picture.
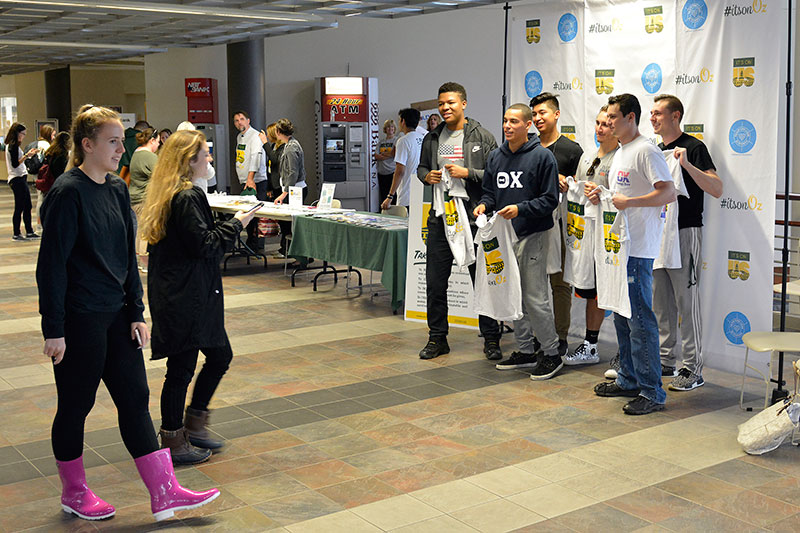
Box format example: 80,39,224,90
263,5,508,196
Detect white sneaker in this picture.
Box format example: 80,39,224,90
563,340,600,366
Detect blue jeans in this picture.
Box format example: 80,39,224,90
614,257,666,404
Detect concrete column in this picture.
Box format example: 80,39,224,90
227,39,265,194
44,67,71,132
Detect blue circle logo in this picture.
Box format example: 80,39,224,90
682,0,708,30
641,63,663,94
729,119,757,154
525,70,543,98
558,13,579,42
724,311,751,345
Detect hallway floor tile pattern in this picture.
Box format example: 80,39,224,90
0,187,798,532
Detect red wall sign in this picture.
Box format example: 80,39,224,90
185,78,219,124
321,95,367,122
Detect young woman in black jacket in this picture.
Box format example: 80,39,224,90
139,130,255,465
37,105,220,522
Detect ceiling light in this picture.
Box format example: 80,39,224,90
0,0,323,23
0,39,166,51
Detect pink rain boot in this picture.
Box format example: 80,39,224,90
56,456,115,520
134,448,219,521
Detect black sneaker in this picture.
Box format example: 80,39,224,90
529,355,563,381
594,381,640,397
623,396,665,415
661,364,678,377
25,232,40,239
11,235,25,241
558,339,568,357
419,338,449,360
484,339,503,361
496,351,537,370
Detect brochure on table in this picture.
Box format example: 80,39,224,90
319,183,335,209
289,186,303,209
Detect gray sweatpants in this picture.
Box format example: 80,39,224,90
512,231,559,356
653,227,704,374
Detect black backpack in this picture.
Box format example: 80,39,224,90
24,152,43,175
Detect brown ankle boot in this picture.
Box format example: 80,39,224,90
159,427,211,465
184,407,224,451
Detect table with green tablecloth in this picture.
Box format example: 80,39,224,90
288,213,408,311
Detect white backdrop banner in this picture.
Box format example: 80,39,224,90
509,0,783,370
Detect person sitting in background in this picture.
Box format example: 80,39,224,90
376,119,398,202
140,130,256,465
129,128,160,273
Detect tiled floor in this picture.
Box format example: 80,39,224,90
0,188,799,532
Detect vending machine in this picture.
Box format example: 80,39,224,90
185,78,228,191
315,77,379,211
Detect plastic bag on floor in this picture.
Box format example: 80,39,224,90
737,399,800,455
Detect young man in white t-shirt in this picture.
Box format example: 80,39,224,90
592,94,675,416
381,108,426,211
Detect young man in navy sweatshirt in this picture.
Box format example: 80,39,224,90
474,103,563,380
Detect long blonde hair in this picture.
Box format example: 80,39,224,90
71,105,121,167
139,130,206,244
266,122,283,149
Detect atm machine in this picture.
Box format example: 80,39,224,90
195,124,228,192
315,77,379,211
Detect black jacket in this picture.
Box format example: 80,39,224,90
147,186,243,357
37,169,144,338
480,137,559,238
417,118,498,224
264,142,284,193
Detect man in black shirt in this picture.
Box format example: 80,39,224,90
650,94,722,391
530,93,583,355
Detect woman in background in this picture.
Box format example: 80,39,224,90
129,127,160,272
4,122,38,240
37,131,71,195
140,130,255,465
426,113,441,132
37,104,219,523
376,119,398,203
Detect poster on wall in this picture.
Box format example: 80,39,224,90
509,0,783,371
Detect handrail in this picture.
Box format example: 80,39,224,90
776,193,800,201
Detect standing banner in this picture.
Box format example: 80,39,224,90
404,176,478,328
508,0,783,371
676,0,780,372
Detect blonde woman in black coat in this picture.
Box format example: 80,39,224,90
139,130,256,464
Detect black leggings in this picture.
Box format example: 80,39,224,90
159,338,233,431
9,178,33,236
52,310,159,461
